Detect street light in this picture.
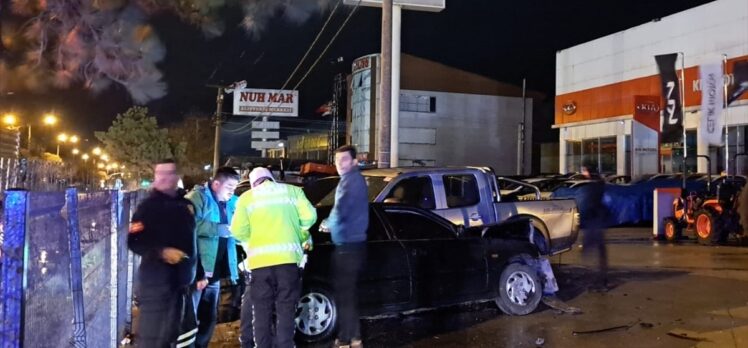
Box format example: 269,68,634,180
72,148,80,155
43,114,58,126
56,133,68,156
2,114,17,127
101,154,109,162
81,153,90,161
92,147,102,156
97,163,105,169
70,135,79,144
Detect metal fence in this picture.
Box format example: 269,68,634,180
0,188,144,348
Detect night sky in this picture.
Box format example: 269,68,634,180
1,0,714,154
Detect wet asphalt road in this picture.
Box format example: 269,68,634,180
211,227,748,347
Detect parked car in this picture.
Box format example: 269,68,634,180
308,167,579,255
295,203,543,342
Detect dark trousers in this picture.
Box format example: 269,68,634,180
191,281,220,348
251,264,302,348
582,227,608,283
240,273,255,348
136,284,196,348
332,243,367,343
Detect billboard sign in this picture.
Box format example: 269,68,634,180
343,0,445,12
233,88,299,117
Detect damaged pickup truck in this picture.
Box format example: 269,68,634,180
311,167,580,255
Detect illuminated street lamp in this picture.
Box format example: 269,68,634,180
43,114,58,126
92,147,102,156
2,114,17,127
70,135,79,144
81,153,90,161
56,133,69,156
101,154,109,162
97,163,105,169
72,148,80,155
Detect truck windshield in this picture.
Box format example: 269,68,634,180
314,176,388,206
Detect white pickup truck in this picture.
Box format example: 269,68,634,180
312,167,580,255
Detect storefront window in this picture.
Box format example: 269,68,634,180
708,126,748,175
600,137,617,174
566,141,581,173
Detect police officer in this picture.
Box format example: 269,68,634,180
128,159,201,347
231,167,316,348
186,167,241,347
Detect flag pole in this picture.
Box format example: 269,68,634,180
679,52,686,190
724,54,729,177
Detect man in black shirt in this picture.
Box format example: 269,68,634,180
128,159,201,347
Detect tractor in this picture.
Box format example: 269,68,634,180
662,155,746,245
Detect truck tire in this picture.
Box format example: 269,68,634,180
695,209,720,245
495,262,542,316
663,217,682,242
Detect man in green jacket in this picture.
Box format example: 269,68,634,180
186,167,240,347
231,167,316,348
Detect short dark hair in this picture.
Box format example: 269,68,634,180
213,167,240,182
155,158,176,167
335,145,357,159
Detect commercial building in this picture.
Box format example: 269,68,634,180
347,53,540,174
555,0,748,176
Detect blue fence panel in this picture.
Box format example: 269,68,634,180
0,190,29,348
24,191,75,348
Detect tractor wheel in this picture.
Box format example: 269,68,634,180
694,209,720,245
663,217,682,242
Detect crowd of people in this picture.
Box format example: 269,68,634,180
127,145,367,348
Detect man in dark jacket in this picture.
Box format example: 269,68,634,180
576,164,609,291
128,159,201,347
320,145,368,348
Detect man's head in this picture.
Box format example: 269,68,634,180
334,145,358,176
249,167,275,188
581,163,597,179
211,167,240,201
153,159,179,195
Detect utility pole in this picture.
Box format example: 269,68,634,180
212,86,224,174
329,73,344,164
377,0,393,168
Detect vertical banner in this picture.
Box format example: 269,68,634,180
728,60,748,105
699,63,724,145
655,53,683,143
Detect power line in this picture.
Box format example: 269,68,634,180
292,1,362,90
222,0,348,135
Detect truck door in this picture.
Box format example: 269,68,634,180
434,172,493,227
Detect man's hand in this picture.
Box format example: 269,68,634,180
161,247,187,264
319,219,331,233
303,241,313,251
196,279,209,291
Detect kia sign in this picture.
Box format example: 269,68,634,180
344,0,445,12
233,88,299,117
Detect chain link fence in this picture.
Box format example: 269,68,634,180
0,188,145,348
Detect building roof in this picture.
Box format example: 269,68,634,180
401,54,545,99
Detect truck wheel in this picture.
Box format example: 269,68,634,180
495,262,542,316
663,217,681,242
695,209,719,245
295,285,337,342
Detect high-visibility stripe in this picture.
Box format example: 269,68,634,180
177,328,198,341
247,243,303,258
177,337,196,348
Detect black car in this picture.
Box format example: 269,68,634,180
294,204,543,342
